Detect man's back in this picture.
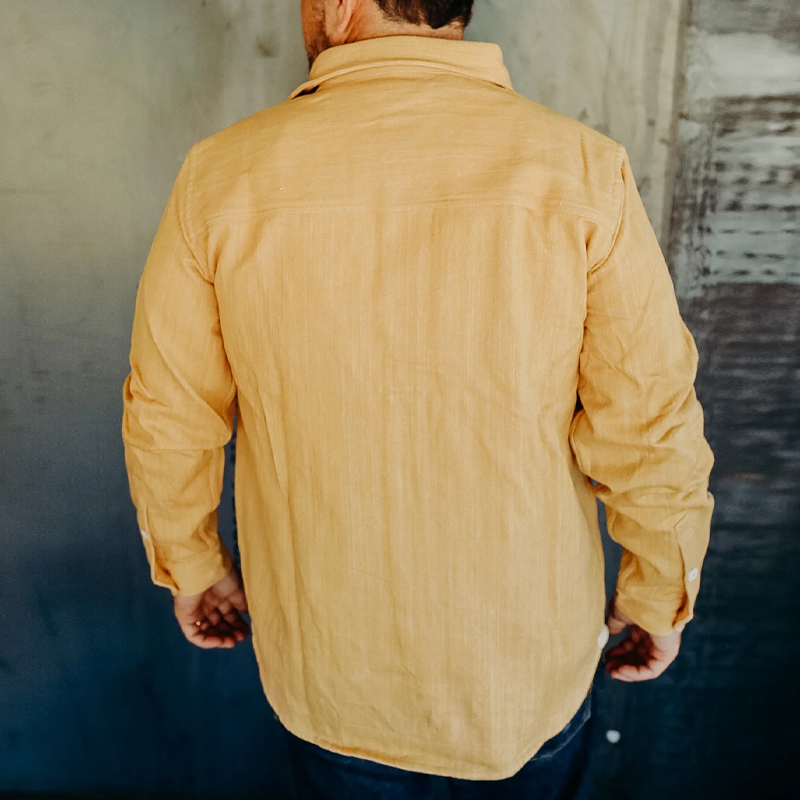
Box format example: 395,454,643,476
123,35,713,780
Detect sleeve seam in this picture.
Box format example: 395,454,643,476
178,145,213,283
588,142,627,275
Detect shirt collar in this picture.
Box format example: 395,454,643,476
288,35,513,99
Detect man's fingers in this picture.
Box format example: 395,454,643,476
172,567,251,649
605,638,637,658
206,616,250,640
230,590,249,614
205,608,222,626
605,643,675,682
607,659,668,682
606,615,627,635
187,628,237,649
184,607,250,638
178,618,247,649
217,605,251,635
222,607,245,626
180,624,234,649
603,609,682,682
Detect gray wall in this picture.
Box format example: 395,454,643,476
1,2,307,793
1,1,797,797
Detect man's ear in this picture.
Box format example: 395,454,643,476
325,0,362,44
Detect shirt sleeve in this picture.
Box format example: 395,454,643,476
569,145,715,636
122,146,235,597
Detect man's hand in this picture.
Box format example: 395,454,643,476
603,604,681,682
173,566,251,649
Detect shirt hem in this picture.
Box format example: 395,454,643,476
258,653,599,781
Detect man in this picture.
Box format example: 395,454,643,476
122,0,715,797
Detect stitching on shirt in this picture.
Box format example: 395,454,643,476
197,198,617,233
178,146,213,284
587,143,626,274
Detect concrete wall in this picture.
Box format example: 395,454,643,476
0,3,307,792
2,1,796,797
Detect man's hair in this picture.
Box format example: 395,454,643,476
374,0,475,29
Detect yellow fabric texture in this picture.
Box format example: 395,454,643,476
122,35,714,780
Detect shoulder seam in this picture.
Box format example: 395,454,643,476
179,146,213,283
588,143,626,274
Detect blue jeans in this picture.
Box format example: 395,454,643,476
284,688,593,800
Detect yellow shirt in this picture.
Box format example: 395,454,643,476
122,35,714,780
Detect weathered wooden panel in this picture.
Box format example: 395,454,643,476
708,95,800,284
669,0,800,298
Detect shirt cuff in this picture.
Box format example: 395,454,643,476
139,527,234,597
612,588,692,636
612,509,708,636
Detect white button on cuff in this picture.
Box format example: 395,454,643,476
140,529,150,541
597,624,610,649
606,730,621,744
688,568,699,582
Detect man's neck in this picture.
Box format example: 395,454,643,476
347,18,465,44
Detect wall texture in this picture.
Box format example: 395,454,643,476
657,1,799,797
587,1,800,798
0,2,307,793
0,1,795,797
